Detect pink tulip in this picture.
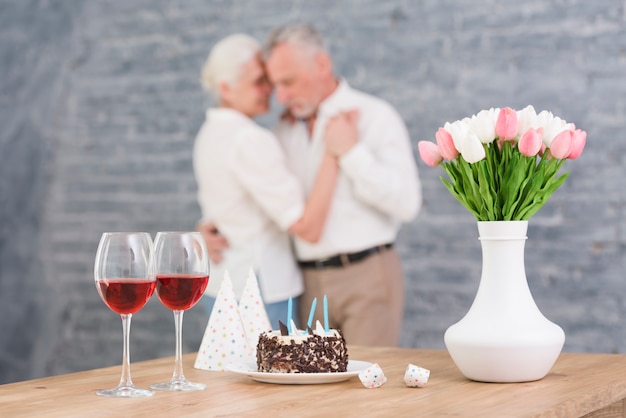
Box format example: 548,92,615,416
567,129,586,160
435,128,459,160
549,130,573,159
518,128,543,157
495,107,518,140
418,140,443,167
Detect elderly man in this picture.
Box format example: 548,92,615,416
263,23,421,346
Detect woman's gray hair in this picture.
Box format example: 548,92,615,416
262,23,327,59
201,34,260,99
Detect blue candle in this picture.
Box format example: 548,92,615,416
307,297,317,329
323,295,329,332
287,297,293,335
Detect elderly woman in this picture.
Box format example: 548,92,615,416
193,34,338,327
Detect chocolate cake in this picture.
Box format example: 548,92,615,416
256,327,349,373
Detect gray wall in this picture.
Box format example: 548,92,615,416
1,0,625,384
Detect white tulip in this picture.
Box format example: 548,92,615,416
446,120,485,163
469,108,499,144
444,120,466,154
461,132,486,163
516,105,538,138
537,111,571,147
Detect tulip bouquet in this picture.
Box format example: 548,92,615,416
418,106,586,221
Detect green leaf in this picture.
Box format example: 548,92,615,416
477,161,495,220
436,139,572,221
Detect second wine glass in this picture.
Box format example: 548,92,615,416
151,231,209,391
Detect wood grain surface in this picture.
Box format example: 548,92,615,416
2,346,626,417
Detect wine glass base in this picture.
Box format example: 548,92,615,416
96,385,155,398
151,379,206,392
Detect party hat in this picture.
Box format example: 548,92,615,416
194,272,253,370
238,269,271,356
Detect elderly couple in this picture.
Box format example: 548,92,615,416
193,23,421,347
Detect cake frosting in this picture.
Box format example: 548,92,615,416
256,321,348,373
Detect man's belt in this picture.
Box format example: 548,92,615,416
298,243,393,270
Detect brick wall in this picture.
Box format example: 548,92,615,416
1,0,625,383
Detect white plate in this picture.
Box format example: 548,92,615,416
227,360,372,385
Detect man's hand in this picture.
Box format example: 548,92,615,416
196,221,229,264
323,109,360,157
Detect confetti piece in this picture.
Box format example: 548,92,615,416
358,363,387,389
404,363,430,388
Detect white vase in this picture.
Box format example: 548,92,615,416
444,220,565,382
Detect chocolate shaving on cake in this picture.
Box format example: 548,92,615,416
256,330,348,374
278,320,289,336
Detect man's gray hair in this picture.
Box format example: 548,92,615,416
201,33,260,99
262,23,327,59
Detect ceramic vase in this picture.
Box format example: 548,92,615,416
444,220,565,382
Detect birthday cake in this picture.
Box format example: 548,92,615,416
256,321,349,373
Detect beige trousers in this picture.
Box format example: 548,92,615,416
298,247,404,347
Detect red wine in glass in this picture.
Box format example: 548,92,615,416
98,279,156,314
151,231,210,392
94,232,156,398
156,274,209,311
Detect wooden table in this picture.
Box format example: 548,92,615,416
2,347,626,417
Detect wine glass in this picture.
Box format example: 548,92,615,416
94,232,156,398
151,231,209,391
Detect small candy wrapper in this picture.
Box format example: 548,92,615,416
358,363,387,389
404,363,430,388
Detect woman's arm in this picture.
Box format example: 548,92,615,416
288,152,339,243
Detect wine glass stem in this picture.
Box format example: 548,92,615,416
119,313,134,388
172,310,185,382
